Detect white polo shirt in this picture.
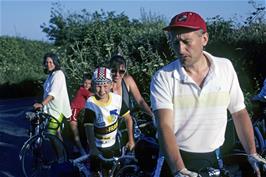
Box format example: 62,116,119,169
150,51,245,153
43,70,72,119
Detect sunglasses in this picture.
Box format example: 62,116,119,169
111,69,126,75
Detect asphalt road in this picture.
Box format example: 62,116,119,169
0,98,36,177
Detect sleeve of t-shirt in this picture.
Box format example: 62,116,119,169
48,71,65,99
120,99,130,117
83,109,96,126
80,87,90,99
227,61,246,114
150,71,173,111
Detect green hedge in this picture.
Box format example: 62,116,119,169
1,2,265,114
0,36,53,84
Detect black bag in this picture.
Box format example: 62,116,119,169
135,137,159,173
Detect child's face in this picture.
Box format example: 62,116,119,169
94,82,112,100
83,79,91,90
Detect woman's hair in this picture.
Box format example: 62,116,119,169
43,52,61,73
109,54,127,70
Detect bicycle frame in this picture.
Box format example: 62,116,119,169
19,110,67,177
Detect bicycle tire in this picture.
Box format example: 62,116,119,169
20,133,67,177
254,126,265,153
113,164,140,177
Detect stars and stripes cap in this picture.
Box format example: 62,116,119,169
92,67,112,85
163,11,207,32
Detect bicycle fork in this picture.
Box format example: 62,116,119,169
72,154,91,177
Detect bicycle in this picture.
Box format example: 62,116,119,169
151,116,266,177
19,110,68,177
71,113,157,177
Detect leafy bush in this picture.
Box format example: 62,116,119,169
0,36,52,85
40,2,266,112
1,0,265,115
41,5,167,97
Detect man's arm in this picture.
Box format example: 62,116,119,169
155,109,185,174
231,108,266,177
232,108,256,154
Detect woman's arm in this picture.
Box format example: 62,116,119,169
33,95,54,109
125,75,153,116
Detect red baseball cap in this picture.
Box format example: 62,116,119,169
163,11,207,32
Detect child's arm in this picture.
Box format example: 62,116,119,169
84,109,99,155
123,112,135,150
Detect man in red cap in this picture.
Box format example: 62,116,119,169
150,11,266,177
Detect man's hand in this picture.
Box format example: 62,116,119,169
248,153,266,177
174,168,201,177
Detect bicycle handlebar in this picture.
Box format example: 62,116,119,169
25,110,61,125
97,146,132,161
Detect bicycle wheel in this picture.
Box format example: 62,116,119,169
20,133,67,177
113,164,140,177
112,156,140,177
254,126,265,153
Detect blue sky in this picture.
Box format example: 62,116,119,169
0,0,264,41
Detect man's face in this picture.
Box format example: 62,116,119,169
170,29,208,67
94,82,112,100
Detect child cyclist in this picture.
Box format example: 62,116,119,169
69,73,93,156
83,67,135,175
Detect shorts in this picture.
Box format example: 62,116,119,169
47,114,64,135
70,108,82,122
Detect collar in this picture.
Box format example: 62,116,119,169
173,51,217,83
92,93,112,107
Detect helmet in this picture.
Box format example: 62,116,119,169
92,67,112,85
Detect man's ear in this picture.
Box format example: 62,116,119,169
202,32,209,47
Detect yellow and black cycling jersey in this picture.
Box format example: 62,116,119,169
83,92,129,148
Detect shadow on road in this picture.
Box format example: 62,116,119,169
0,98,35,177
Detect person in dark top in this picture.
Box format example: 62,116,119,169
109,54,153,117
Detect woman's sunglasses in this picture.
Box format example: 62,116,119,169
111,69,126,75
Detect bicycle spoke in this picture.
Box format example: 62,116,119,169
21,134,67,177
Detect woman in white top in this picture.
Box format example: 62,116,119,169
33,53,71,139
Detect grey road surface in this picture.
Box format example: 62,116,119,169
0,98,35,177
